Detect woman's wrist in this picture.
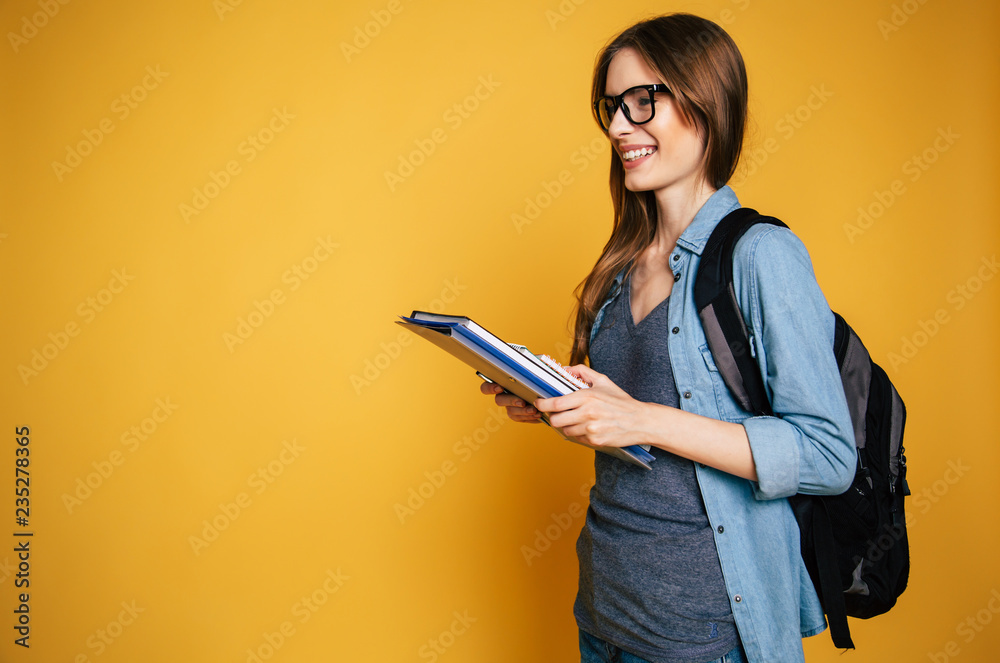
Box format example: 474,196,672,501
636,402,758,481
635,401,678,451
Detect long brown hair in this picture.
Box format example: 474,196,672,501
569,13,748,365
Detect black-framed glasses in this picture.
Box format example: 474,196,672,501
594,84,671,131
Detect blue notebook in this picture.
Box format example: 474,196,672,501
396,311,655,470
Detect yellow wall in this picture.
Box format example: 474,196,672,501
1,0,997,661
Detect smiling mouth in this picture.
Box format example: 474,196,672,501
623,147,656,162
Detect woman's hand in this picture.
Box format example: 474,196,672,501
533,365,648,449
481,366,757,480
479,381,543,423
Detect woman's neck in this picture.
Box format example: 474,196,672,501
650,179,717,254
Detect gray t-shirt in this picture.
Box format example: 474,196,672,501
574,273,738,663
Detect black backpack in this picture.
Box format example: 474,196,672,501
693,207,909,650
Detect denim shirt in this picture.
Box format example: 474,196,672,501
587,186,856,663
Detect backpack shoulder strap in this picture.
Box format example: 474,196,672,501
697,208,864,650
693,207,787,416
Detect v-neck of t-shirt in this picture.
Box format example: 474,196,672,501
626,272,670,333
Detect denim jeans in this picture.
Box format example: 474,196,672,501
579,629,746,663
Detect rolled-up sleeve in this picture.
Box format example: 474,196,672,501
732,225,856,500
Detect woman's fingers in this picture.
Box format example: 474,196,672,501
479,381,502,395
479,381,542,422
480,382,522,406
568,364,597,384
479,382,542,423
506,401,543,421
499,393,541,417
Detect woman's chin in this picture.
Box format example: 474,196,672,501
622,174,657,193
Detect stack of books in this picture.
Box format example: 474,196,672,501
396,311,655,470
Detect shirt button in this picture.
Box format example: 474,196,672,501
734,595,743,603
671,326,680,334
683,391,692,399
673,272,681,282
717,525,724,534
672,254,680,262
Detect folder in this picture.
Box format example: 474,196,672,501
396,311,655,470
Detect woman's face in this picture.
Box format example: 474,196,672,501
604,48,708,196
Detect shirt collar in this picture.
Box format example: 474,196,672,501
675,185,741,256
606,185,741,293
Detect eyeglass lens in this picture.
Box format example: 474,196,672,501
599,87,655,129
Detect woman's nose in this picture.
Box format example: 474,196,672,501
608,104,632,137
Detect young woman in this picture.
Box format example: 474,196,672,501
482,13,856,663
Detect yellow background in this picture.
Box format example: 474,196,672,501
1,0,998,661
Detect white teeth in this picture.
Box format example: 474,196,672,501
624,147,655,161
